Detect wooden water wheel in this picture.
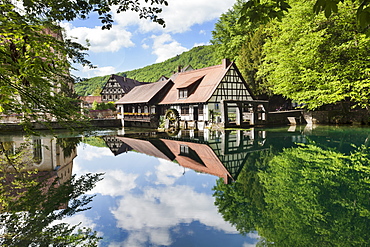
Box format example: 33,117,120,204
164,108,180,130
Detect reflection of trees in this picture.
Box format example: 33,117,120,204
213,144,370,246
0,139,103,246
57,137,82,157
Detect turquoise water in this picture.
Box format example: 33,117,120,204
1,125,369,246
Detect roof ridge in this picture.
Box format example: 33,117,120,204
177,64,222,75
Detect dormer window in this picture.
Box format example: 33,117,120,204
177,75,204,99
179,88,188,99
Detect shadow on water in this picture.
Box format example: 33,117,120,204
0,133,103,246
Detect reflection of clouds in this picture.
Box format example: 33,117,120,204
78,145,114,161
73,145,247,246
247,232,259,239
89,170,138,196
243,243,257,247
155,159,184,185
53,213,103,237
118,228,172,247
111,185,237,246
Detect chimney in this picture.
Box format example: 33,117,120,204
222,58,231,69
177,65,182,73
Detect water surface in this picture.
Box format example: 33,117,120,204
1,125,369,246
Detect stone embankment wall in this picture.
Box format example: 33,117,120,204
0,119,122,131
267,109,370,126
267,110,306,125
304,110,370,125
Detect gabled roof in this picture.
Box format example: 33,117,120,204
115,79,173,104
108,74,146,93
176,75,204,89
159,62,230,105
156,75,169,82
115,137,173,161
160,139,232,181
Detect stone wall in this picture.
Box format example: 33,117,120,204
267,110,306,125
304,110,370,125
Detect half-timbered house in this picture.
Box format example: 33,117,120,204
100,74,146,103
115,79,174,127
116,59,268,129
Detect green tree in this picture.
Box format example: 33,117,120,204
259,144,370,246
259,1,370,109
213,143,370,246
92,87,103,96
0,138,103,246
211,0,255,61
238,0,370,30
91,101,98,110
1,0,167,131
213,149,274,235
237,26,269,96
211,1,269,97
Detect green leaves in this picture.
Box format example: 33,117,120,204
213,141,370,246
239,0,370,29
257,1,370,109
238,0,291,25
313,0,340,18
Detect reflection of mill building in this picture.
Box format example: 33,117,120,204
103,129,267,183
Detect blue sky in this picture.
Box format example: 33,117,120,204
61,0,235,79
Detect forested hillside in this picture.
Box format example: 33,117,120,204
75,45,218,96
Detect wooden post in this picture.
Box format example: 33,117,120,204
221,100,228,127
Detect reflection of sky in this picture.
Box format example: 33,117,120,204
73,144,258,247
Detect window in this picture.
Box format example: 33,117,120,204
199,106,204,115
179,144,205,165
179,89,188,99
180,145,189,154
181,106,189,115
151,106,156,114
33,139,42,164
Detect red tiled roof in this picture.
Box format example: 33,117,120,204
176,75,204,89
159,63,229,105
115,137,172,161
80,96,102,103
115,80,173,104
160,139,232,181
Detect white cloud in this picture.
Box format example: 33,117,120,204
113,0,235,34
243,243,257,247
62,22,134,53
52,213,103,238
89,169,138,196
193,42,209,48
77,145,114,161
199,30,207,35
111,185,237,246
74,65,118,78
151,34,188,63
155,159,185,185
